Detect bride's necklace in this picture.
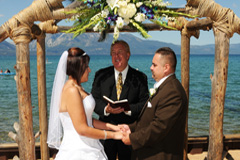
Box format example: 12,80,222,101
69,79,89,97
72,81,89,97
71,81,83,90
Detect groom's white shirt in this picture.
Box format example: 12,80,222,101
153,73,174,89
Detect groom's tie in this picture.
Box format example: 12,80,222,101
116,72,122,100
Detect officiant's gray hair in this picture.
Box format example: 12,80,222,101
110,40,131,55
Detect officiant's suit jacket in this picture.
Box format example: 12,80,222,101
91,65,149,124
129,74,188,160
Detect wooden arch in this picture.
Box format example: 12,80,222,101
0,0,240,159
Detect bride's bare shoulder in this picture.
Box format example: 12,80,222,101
63,83,80,96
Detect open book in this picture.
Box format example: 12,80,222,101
103,95,130,111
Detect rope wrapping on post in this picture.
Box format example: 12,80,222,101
38,20,59,34
186,0,240,38
11,26,32,44
1,0,68,42
169,17,200,39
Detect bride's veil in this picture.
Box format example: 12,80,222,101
47,51,68,149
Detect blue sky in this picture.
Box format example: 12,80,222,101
0,0,239,45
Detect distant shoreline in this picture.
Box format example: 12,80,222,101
1,54,240,56
1,32,240,56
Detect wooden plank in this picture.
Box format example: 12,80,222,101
1,134,240,159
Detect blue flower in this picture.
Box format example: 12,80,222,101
140,5,154,19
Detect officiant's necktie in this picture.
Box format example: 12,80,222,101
116,72,123,100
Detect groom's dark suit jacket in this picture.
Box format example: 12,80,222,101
91,65,149,124
129,74,188,160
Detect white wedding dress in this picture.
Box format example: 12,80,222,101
54,94,107,160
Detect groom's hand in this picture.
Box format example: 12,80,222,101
118,124,131,134
122,132,131,145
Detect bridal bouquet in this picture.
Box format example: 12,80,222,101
65,0,196,42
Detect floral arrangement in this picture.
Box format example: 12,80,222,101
65,0,196,42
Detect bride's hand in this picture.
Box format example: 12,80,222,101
118,124,131,134
106,123,121,131
113,131,123,140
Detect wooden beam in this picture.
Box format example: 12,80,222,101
57,23,178,33
57,18,213,33
186,18,213,31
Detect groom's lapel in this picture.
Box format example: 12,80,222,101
137,98,150,120
137,85,161,120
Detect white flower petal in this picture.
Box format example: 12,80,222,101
107,0,119,10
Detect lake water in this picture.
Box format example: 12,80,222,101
0,54,239,143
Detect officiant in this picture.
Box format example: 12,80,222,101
91,40,149,160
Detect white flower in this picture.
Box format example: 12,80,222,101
118,3,137,23
116,17,124,28
71,14,80,20
149,88,157,97
90,13,101,21
165,16,176,21
93,21,106,32
107,0,119,10
117,1,127,8
151,0,170,7
113,26,120,41
101,9,109,18
136,2,143,8
126,3,137,18
134,13,146,22
93,24,99,32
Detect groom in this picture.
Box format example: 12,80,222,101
122,47,188,160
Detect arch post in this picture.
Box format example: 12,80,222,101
180,18,200,160
208,29,229,160
36,32,50,160
12,26,36,160
181,26,190,160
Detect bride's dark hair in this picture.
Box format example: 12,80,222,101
66,47,90,85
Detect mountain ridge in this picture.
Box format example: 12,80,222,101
1,33,239,55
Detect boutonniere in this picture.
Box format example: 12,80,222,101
149,88,157,101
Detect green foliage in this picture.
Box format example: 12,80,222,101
63,0,198,42
63,7,102,37
154,9,198,18
130,20,151,39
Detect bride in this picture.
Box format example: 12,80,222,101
47,47,123,159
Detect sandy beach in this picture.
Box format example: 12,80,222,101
2,149,240,160
188,150,240,159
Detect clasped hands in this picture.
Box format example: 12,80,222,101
108,119,131,145
106,104,131,145
118,124,131,145
111,124,132,145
